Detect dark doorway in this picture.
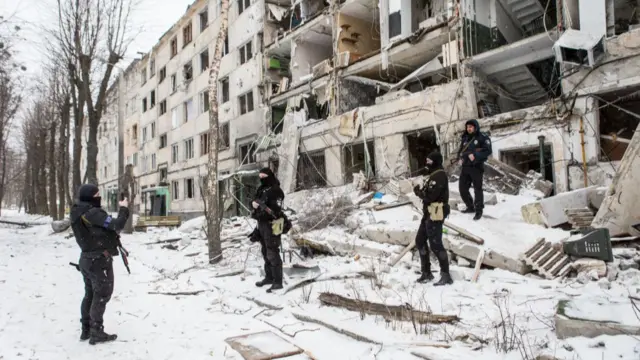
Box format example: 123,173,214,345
406,129,439,176
500,145,555,189
343,141,375,183
296,151,327,190
598,88,640,161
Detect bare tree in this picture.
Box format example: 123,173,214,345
206,0,230,265
119,164,135,233
0,23,24,215
54,0,135,187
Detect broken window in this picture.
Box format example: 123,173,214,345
150,58,155,78
151,122,156,138
343,141,376,183
150,90,156,108
171,74,177,93
159,167,168,184
406,130,439,177
159,99,167,115
238,0,251,15
239,91,254,115
171,107,180,128
183,61,193,82
199,8,209,32
172,180,180,200
200,49,209,73
200,91,210,113
239,41,252,64
500,145,555,184
239,143,256,164
598,88,640,161
184,98,195,122
170,37,178,58
159,67,167,83
183,22,193,47
142,127,148,143
223,32,229,56
271,104,285,134
200,132,210,155
151,153,156,169
296,151,327,190
185,178,195,199
142,97,148,112
171,144,179,164
220,122,230,148
220,78,230,103
159,134,167,149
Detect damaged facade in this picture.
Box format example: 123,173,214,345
96,0,640,220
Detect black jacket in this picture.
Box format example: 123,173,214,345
458,119,492,167
70,201,130,256
252,169,285,222
414,152,449,218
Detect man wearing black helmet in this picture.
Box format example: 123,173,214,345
457,119,492,220
251,168,286,293
69,184,130,345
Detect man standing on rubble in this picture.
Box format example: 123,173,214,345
457,119,492,220
413,151,453,286
251,168,286,293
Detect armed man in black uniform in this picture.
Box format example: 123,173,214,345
457,119,492,220
69,184,130,345
413,151,453,286
251,168,286,293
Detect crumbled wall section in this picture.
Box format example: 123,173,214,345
338,79,378,114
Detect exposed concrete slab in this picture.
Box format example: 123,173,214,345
555,298,640,339
521,186,599,227
592,123,640,236
279,111,305,194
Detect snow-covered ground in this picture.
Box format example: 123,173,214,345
1,201,639,360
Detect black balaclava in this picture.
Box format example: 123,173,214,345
78,184,101,208
426,151,444,174
259,167,277,187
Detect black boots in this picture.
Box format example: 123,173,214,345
266,266,283,293
434,272,453,286
255,264,273,287
473,210,483,221
433,250,453,286
89,326,117,345
416,255,434,283
80,325,90,341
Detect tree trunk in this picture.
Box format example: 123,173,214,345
85,115,99,185
0,144,7,217
38,127,49,215
120,164,135,233
58,95,71,219
71,83,85,195
48,120,58,219
206,0,230,265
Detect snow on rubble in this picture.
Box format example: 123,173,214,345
1,183,640,360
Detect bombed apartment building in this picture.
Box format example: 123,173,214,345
255,0,640,197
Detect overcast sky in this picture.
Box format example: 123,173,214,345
2,0,196,89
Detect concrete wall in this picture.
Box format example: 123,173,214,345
568,161,619,190
298,78,477,183
336,13,381,56
97,89,120,189
562,28,640,95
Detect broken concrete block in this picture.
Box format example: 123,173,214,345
524,170,554,197
618,269,640,285
484,193,498,206
555,298,640,339
613,248,636,260
572,258,607,278
587,187,607,210
592,123,640,236
597,278,611,290
606,263,619,282
619,259,640,271
457,257,472,267
521,186,599,227
444,236,530,275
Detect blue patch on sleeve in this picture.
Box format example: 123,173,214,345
103,216,112,228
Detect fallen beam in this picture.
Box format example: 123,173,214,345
291,312,379,344
444,221,484,245
373,201,412,211
389,240,415,267
148,289,212,296
284,271,376,294
317,292,460,324
144,237,182,245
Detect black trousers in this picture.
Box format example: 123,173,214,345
257,221,283,284
415,217,449,274
459,166,484,210
79,255,114,329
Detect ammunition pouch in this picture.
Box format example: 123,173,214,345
271,218,284,236
427,202,445,221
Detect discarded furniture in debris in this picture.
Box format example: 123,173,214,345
134,215,181,231
563,228,613,262
225,331,304,360
564,208,595,230
521,238,572,279
521,186,600,227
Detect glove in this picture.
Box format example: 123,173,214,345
413,185,421,197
